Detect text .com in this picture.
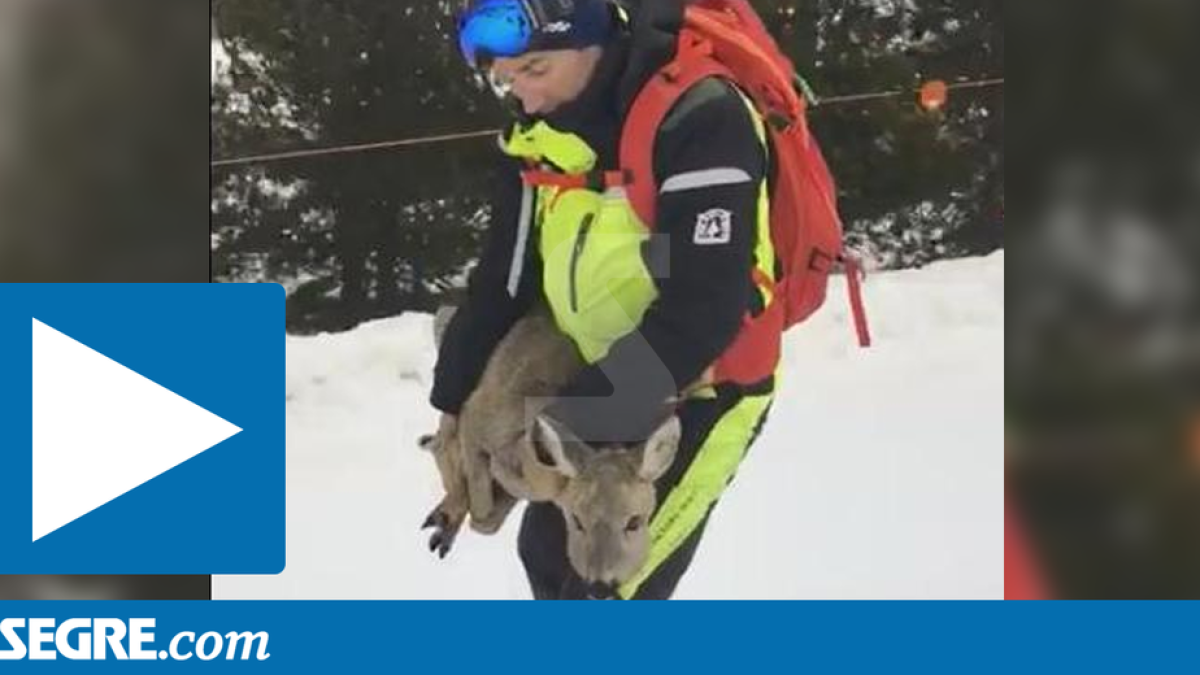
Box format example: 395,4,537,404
0,618,270,661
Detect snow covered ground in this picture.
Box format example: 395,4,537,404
215,252,1004,600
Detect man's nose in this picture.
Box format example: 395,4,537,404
511,85,541,114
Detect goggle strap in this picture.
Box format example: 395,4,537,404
519,0,546,30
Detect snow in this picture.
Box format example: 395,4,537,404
214,252,1004,600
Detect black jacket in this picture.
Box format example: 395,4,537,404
431,2,766,442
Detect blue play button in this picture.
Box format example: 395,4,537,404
0,284,284,575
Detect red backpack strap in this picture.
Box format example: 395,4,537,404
840,254,872,347
520,169,629,192
520,168,631,209
621,2,808,228
619,33,731,229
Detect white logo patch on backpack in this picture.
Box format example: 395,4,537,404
693,208,733,245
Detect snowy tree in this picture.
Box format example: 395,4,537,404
212,0,1003,329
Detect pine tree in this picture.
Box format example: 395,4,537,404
212,0,1004,328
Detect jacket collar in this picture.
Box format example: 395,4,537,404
536,36,630,166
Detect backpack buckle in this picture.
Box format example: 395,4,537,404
808,249,835,273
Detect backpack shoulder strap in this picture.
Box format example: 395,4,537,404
619,35,731,229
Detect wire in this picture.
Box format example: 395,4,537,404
811,77,1004,106
209,129,501,168
211,77,1003,168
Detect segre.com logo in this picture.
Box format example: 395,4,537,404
0,618,270,662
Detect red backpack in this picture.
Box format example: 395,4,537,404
619,0,871,384
519,0,872,385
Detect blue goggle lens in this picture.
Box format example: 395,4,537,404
457,0,534,69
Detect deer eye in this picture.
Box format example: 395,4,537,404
625,516,643,533
572,515,586,532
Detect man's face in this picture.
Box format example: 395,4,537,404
489,46,602,116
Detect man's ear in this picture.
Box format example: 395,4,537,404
529,415,578,478
639,416,682,481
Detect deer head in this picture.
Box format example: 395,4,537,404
527,413,682,597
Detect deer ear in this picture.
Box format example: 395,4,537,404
639,416,682,481
530,415,578,477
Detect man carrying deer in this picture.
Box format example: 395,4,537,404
425,0,856,599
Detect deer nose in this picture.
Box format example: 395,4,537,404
586,581,617,600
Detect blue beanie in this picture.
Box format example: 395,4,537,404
539,0,615,50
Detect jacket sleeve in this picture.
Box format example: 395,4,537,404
548,79,767,442
430,152,542,415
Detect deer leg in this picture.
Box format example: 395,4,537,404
420,420,467,559
469,483,517,535
464,447,497,527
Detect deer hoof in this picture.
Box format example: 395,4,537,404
428,529,454,559
421,506,459,559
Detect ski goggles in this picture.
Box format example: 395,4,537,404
458,0,604,70
458,0,540,70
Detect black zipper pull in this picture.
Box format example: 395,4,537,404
569,213,596,313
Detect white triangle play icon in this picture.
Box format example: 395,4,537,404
31,317,243,543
